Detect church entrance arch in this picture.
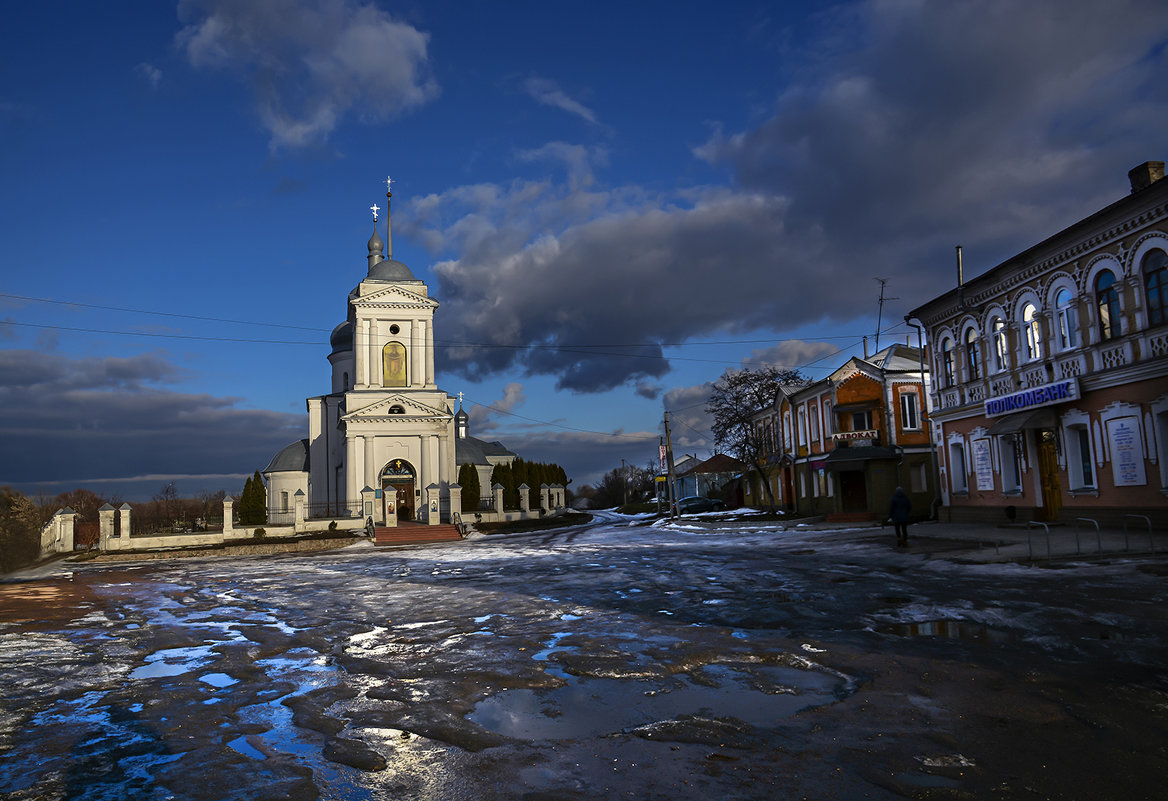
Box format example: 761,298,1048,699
380,459,416,522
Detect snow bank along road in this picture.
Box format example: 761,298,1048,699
1,513,1166,800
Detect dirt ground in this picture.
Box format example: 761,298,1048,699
1,515,1166,800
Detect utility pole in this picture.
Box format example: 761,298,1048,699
621,458,628,506
664,412,678,517
874,278,898,354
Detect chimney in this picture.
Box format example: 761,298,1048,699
1129,161,1165,193
863,336,869,359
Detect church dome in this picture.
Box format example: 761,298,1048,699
330,320,353,353
367,258,417,282
263,439,309,474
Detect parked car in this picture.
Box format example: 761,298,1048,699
676,496,726,514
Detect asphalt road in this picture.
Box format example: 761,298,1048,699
1,512,1166,800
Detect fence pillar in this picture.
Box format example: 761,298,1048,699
223,499,234,536
294,490,306,531
58,509,76,554
493,483,505,514
425,483,441,524
448,483,462,521
363,486,386,527
540,484,550,513
119,503,132,540
99,504,116,550
551,484,564,509
519,483,530,513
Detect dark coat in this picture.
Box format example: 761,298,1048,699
888,490,912,524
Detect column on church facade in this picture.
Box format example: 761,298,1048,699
423,319,434,386
412,319,424,387
346,436,361,502
364,436,375,493
437,431,450,488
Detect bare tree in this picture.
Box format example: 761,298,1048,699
154,481,178,524
706,366,808,511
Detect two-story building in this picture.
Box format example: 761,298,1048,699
907,161,1168,526
743,344,934,521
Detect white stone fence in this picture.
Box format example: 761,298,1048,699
460,482,567,524
39,499,366,557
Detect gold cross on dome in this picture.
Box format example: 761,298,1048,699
370,203,380,221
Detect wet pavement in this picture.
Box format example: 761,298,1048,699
1,511,1166,800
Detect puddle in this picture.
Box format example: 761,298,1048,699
467,664,844,740
881,620,1015,643
227,735,267,760
130,645,219,679
199,672,238,688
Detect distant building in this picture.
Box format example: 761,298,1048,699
673,453,746,499
263,187,516,525
907,161,1168,526
743,344,934,521
453,406,516,507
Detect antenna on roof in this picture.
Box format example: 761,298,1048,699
874,278,898,354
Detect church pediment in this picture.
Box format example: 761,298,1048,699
341,393,452,423
352,284,438,310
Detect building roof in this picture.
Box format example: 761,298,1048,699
367,258,418,282
263,439,309,474
330,320,353,353
455,436,516,466
677,453,747,476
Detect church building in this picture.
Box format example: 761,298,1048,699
263,182,513,525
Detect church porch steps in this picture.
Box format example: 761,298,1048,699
373,523,462,546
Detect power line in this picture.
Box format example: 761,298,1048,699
466,399,659,441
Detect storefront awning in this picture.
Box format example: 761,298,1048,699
822,446,898,470
986,407,1057,436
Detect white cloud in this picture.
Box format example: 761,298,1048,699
176,0,438,150
524,76,599,125
134,62,163,90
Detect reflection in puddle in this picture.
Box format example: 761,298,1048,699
130,645,219,679
468,664,843,740
882,620,1015,643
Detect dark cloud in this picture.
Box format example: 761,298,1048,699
0,350,303,497
497,428,660,489
176,0,438,150
413,1,1168,395
634,381,661,400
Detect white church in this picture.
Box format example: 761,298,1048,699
262,182,515,526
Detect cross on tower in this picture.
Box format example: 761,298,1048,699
385,175,394,194
457,391,464,407
370,203,380,221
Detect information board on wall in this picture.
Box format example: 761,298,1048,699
1107,416,1146,486
972,439,995,491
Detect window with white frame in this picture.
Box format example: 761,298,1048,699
999,436,1024,493
1023,303,1042,361
822,400,834,435
1145,248,1167,328
783,410,793,450
940,337,955,386
949,440,968,493
900,391,920,430
852,410,872,431
1096,270,1120,340
280,491,289,512
1066,425,1095,490
808,404,820,443
1055,288,1078,350
965,328,982,380
797,407,807,446
991,316,1008,372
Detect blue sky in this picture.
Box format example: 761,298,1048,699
2,0,1167,501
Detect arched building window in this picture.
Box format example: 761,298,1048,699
1095,270,1120,340
1144,248,1167,328
382,342,408,387
1055,288,1078,350
965,327,981,380
940,337,955,387
990,316,1008,372
1022,303,1041,361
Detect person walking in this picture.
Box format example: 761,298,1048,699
889,487,911,547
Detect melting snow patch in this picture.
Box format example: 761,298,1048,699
916,754,976,768
801,643,826,653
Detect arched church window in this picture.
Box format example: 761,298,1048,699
1143,248,1167,327
940,337,955,387
1095,270,1119,340
343,371,349,391
389,405,405,414
383,342,407,387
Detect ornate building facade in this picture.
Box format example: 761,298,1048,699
907,161,1168,526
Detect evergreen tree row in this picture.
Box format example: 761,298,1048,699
489,458,569,511
238,471,267,526
457,462,481,512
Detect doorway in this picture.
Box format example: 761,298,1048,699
1036,430,1061,521
839,470,867,513
379,458,417,523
